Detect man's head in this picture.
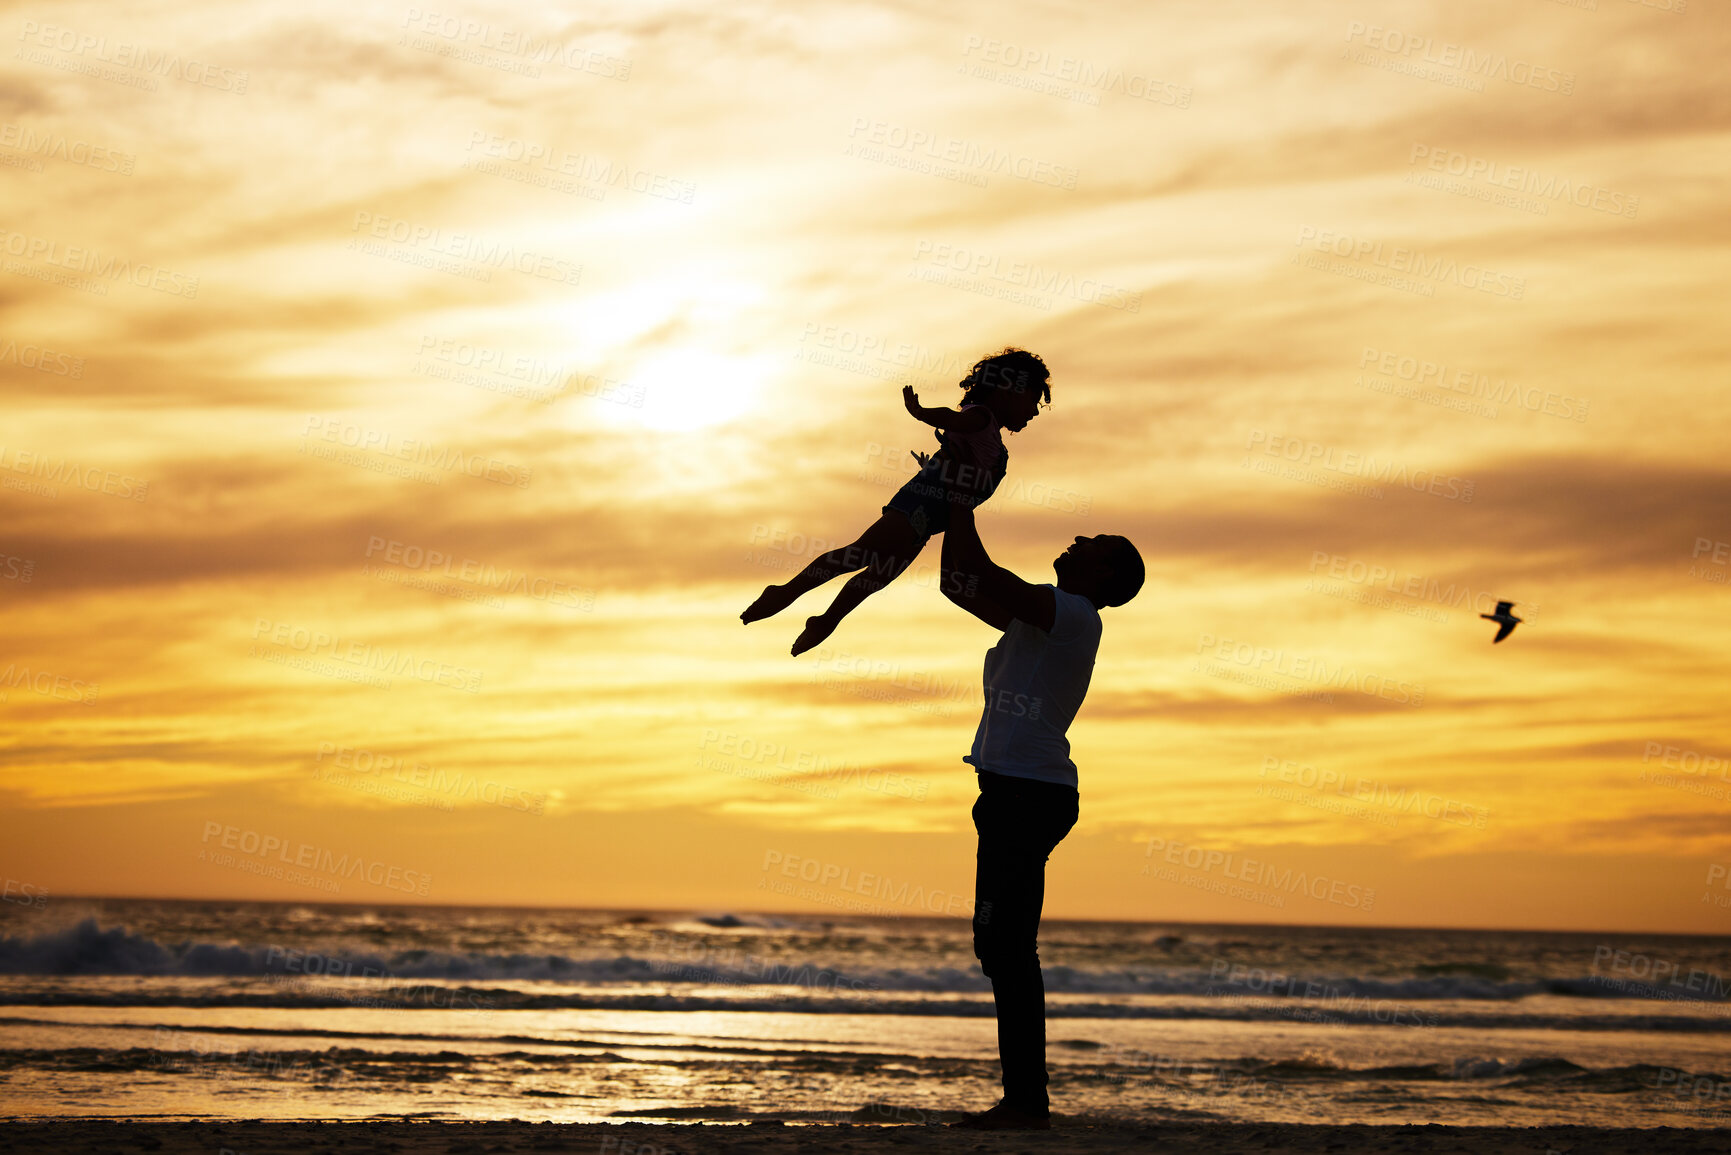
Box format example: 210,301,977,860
1053,534,1144,609
960,348,1049,433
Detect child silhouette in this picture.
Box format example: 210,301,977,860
742,348,1050,655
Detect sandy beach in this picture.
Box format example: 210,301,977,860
4,1120,1730,1155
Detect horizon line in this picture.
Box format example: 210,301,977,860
20,893,1731,941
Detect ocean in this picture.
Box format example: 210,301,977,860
1,898,1728,1126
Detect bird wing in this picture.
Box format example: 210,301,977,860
1493,621,1517,643
1495,600,1514,614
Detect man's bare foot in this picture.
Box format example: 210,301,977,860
790,613,839,657
949,1101,1051,1130
741,583,798,624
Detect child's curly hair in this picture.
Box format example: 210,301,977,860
959,347,1050,407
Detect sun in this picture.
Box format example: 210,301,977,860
617,349,768,432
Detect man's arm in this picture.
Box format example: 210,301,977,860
903,386,992,433
940,501,1056,633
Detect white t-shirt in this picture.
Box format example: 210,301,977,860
963,585,1102,788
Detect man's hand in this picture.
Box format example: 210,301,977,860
902,385,923,418
941,502,1056,633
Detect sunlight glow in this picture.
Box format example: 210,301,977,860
623,349,770,432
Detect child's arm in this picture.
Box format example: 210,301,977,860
903,386,992,433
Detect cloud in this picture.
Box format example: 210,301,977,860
4,0,1730,926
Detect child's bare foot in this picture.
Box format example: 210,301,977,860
741,583,799,624
790,613,839,656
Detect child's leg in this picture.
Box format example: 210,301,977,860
790,549,919,657
741,511,920,624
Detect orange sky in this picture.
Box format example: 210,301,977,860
3,0,1729,934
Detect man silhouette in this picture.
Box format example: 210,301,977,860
939,498,1144,1129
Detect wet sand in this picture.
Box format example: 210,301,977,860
2,1120,1728,1155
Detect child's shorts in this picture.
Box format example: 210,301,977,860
883,446,1008,539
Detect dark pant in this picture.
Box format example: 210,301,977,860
970,769,1079,1116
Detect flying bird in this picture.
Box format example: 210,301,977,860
1480,601,1522,643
